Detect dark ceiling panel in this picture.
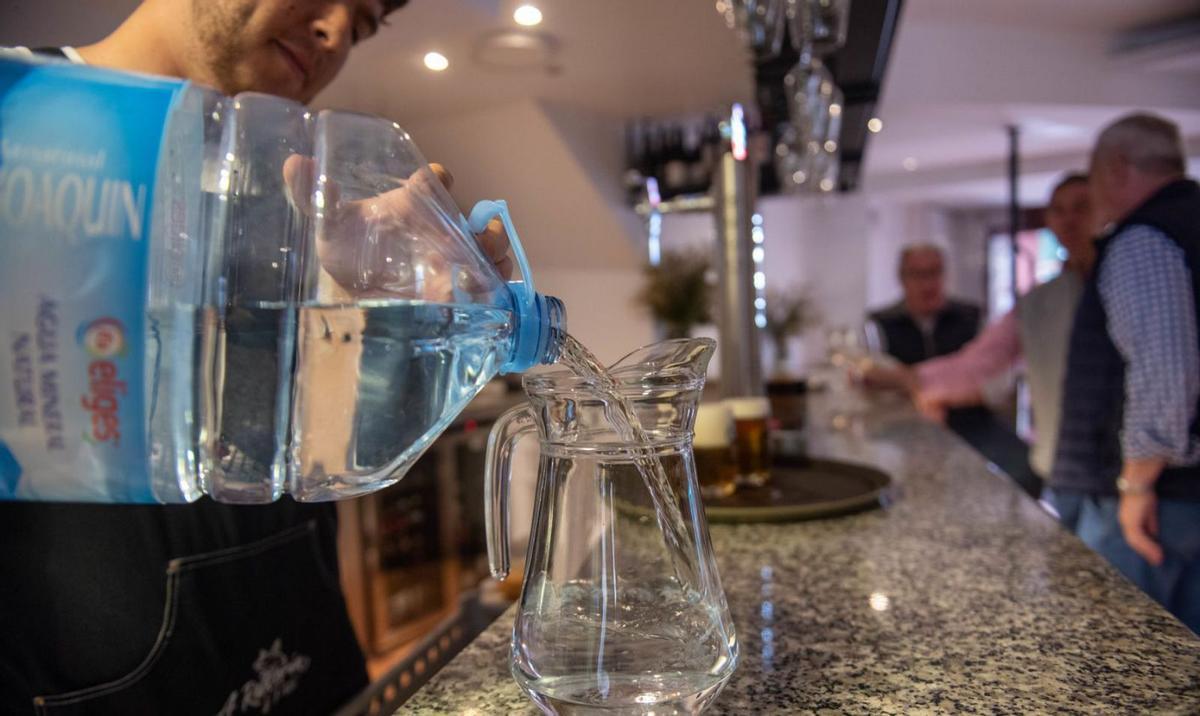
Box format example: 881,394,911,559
755,0,904,192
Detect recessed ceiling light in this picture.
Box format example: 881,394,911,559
903,157,919,171
423,51,449,71
824,140,838,153
867,117,883,133
514,4,543,26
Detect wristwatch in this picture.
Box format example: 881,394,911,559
1116,477,1155,496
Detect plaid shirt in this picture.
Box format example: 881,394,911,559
1098,224,1200,464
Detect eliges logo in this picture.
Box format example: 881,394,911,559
77,318,127,445
78,317,126,359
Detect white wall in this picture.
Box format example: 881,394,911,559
403,99,657,366
865,202,988,309
655,193,993,375
534,268,657,365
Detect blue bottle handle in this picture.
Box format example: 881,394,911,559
468,199,536,309
467,200,548,373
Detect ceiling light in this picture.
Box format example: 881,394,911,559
829,103,842,117
824,140,837,153
867,117,883,133
423,51,449,71
514,4,543,26
903,157,918,171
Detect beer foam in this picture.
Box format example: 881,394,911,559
725,396,770,420
694,403,733,447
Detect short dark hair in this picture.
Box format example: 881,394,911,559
1051,172,1088,197
384,0,409,16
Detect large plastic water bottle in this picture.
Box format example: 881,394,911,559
0,54,565,504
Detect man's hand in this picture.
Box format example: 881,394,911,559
912,390,949,423
474,215,514,280
857,360,917,393
1117,457,1165,566
281,157,515,297
1118,492,1163,566
429,163,514,281
912,382,989,424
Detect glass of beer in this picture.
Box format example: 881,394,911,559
726,397,771,487
693,403,737,499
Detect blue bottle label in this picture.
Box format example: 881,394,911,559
0,56,185,501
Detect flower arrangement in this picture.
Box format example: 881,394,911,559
635,249,714,339
764,286,817,373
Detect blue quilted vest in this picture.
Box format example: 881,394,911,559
1050,179,1200,500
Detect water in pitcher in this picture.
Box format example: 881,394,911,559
555,335,702,592
516,450,734,714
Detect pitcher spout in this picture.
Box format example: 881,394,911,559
609,337,717,386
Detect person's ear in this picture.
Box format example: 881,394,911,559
1110,156,1135,191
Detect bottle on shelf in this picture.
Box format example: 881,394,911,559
662,125,690,198
623,119,646,203
642,121,664,193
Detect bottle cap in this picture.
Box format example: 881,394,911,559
468,200,564,374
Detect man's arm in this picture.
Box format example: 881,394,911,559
916,309,1022,400
1099,225,1200,565
858,310,1021,422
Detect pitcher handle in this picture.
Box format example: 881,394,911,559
484,404,537,580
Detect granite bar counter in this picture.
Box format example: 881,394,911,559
400,387,1200,714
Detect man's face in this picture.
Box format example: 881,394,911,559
900,249,946,318
1045,182,1095,258
190,0,386,103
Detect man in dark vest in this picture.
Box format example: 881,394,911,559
867,244,1042,495
869,244,981,366
1049,112,1200,634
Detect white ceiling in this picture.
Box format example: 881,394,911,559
4,0,1199,210
318,0,755,123
863,0,1200,203
1,1,137,48
0,0,754,123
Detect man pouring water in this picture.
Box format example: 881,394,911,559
0,1,517,712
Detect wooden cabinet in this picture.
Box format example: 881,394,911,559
336,392,521,657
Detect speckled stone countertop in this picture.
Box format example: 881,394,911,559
401,387,1200,714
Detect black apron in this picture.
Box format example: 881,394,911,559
28,520,363,715
0,501,368,715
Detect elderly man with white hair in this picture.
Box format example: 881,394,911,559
868,243,982,366
1049,112,1200,634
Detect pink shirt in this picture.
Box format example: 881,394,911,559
915,309,1022,402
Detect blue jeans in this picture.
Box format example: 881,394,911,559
1049,489,1200,634
1045,488,1086,534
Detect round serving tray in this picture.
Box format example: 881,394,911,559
702,457,892,523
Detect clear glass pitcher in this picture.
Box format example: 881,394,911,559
485,339,738,714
